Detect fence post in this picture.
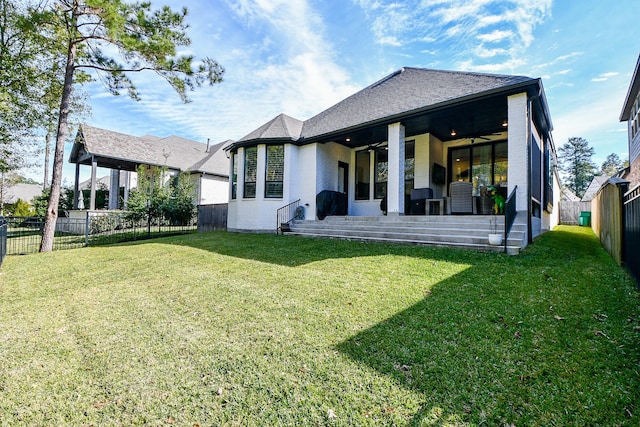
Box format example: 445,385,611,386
85,211,90,247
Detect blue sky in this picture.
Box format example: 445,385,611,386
43,0,640,184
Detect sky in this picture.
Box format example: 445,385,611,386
31,0,640,185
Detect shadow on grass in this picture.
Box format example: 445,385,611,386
333,226,639,425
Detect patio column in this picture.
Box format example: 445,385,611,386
387,122,405,216
507,92,529,212
73,162,80,209
109,169,120,210
123,171,130,208
89,155,97,210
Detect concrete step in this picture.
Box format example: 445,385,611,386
285,215,525,254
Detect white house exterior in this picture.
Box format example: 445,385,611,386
226,67,560,247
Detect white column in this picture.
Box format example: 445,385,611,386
109,169,120,209
387,122,406,215
123,171,130,208
89,156,97,210
507,92,529,212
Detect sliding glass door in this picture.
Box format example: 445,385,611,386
448,141,508,195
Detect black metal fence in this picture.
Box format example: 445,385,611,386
1,211,197,258
623,184,640,286
0,217,7,266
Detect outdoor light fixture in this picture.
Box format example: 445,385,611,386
450,129,457,136
346,137,351,142
502,120,508,127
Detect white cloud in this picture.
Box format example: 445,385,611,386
353,0,553,72
591,71,619,82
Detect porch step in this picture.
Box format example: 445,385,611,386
286,215,525,254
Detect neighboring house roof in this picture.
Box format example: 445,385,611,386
2,183,43,204
561,186,580,202
620,54,640,121
581,175,609,201
70,125,232,178
232,67,550,150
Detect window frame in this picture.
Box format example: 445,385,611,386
264,144,284,199
243,146,257,199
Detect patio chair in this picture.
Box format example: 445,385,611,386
449,181,474,214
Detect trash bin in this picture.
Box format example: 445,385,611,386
579,211,591,226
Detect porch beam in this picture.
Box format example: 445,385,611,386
387,122,406,216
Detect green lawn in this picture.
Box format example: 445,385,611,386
0,226,638,425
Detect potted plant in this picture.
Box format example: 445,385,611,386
487,186,504,245
488,215,503,245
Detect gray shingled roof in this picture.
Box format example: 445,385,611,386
71,125,231,177
302,67,532,139
238,113,304,142
236,67,535,147
2,183,43,204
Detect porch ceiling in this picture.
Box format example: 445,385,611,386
319,94,508,148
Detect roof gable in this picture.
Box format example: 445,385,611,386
620,53,640,121
239,113,303,142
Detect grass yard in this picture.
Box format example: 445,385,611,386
0,225,638,426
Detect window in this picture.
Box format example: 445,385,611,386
374,149,388,199
243,146,257,198
231,152,237,199
265,145,284,198
449,141,508,195
405,141,415,194
355,150,370,200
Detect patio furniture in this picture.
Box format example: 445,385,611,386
477,186,494,215
449,181,474,214
409,188,431,215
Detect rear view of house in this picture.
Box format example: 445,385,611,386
225,67,560,251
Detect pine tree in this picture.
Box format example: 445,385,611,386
36,0,224,252
557,137,596,199
600,153,623,177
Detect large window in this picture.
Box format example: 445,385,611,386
405,141,415,194
243,146,257,198
231,152,237,199
265,145,284,198
449,141,508,195
355,150,370,200
374,149,388,199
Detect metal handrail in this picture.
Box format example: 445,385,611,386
276,199,301,234
504,186,517,253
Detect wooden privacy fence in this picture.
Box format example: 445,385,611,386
590,178,639,287
591,180,626,265
197,204,228,232
560,200,590,225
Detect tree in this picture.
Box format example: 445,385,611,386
37,0,224,252
0,0,48,186
557,137,597,199
126,166,196,225
600,153,623,177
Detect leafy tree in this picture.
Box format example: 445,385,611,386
6,198,35,216
126,166,195,225
37,0,224,252
558,137,597,199
0,0,48,178
600,153,623,177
